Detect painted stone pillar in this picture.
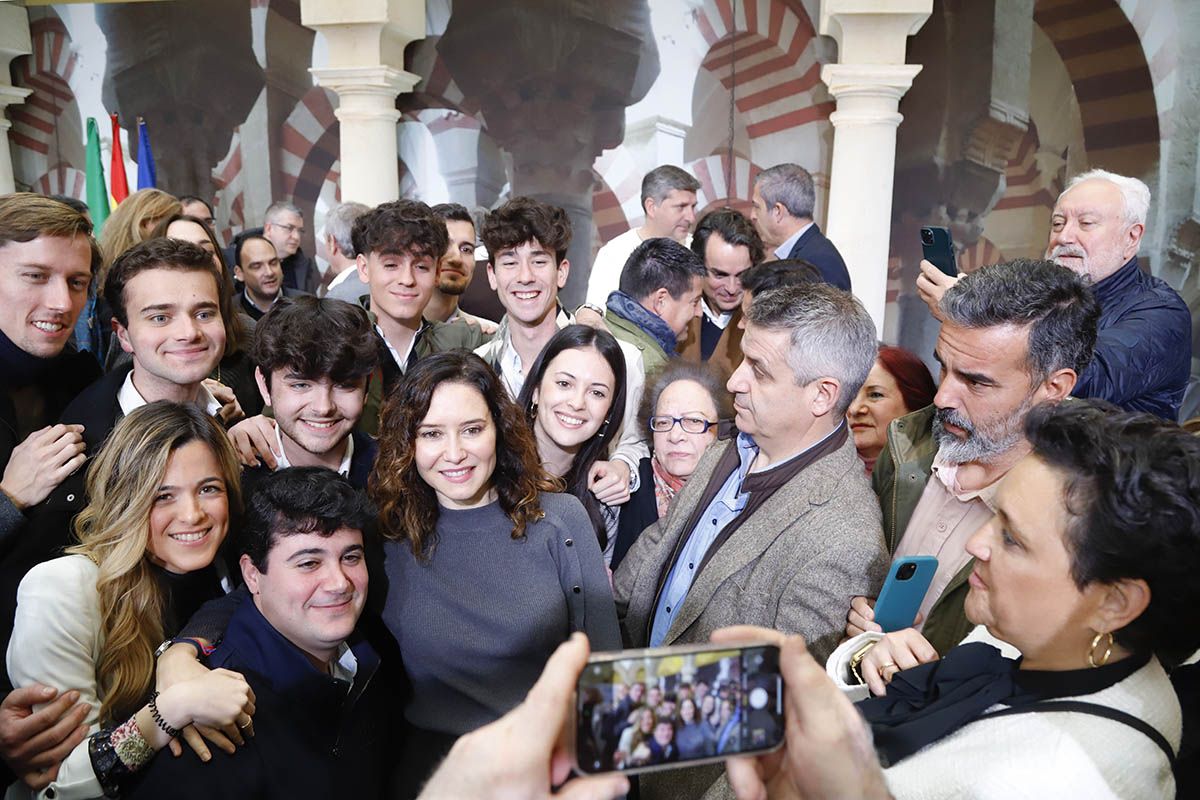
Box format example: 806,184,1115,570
0,5,32,195
819,0,932,335
301,0,425,207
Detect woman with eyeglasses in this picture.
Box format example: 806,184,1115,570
610,361,733,570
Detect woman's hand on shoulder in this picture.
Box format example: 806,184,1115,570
860,628,939,697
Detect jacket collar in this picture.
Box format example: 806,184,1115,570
606,291,676,357
216,592,379,697
1090,255,1140,304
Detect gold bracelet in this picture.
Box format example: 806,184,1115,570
849,640,878,685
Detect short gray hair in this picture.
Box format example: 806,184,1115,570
746,284,877,415
754,164,815,220
1060,169,1150,227
641,165,701,208
323,201,370,256
264,201,303,223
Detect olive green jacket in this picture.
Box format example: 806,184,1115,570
605,310,670,379
871,405,976,656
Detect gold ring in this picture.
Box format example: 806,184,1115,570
879,662,899,679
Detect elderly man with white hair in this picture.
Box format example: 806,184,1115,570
919,169,1191,420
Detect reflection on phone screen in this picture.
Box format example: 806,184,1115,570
576,646,782,774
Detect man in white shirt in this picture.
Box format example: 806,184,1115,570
585,165,700,307
476,197,649,503
239,295,380,490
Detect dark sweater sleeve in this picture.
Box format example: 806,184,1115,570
552,496,622,651
0,494,24,552
178,585,248,642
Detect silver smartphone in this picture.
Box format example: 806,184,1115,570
574,640,784,776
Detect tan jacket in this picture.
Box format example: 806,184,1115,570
677,306,744,381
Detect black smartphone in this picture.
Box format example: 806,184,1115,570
920,226,958,277
574,641,783,776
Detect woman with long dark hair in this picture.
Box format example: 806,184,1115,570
371,350,621,794
516,324,627,561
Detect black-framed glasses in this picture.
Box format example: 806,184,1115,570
649,415,717,434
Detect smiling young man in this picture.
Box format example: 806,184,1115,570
243,295,379,490
847,259,1100,657
352,200,486,434
131,468,399,800
475,197,649,502
678,208,764,375
0,195,101,543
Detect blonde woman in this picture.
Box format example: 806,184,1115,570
99,189,181,276
6,402,255,799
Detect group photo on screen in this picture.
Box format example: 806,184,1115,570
577,650,746,772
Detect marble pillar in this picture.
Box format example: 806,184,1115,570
819,0,931,335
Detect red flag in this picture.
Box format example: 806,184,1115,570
109,113,129,205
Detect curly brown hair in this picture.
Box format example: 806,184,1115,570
370,351,559,559
480,196,572,264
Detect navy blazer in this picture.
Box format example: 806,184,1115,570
786,223,852,292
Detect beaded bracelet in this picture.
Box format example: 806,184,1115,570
148,691,181,739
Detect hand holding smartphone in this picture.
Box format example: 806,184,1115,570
873,556,938,633
920,226,958,277
574,641,784,776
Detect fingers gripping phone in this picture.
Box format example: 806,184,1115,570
574,641,783,776
920,226,958,277
873,556,938,633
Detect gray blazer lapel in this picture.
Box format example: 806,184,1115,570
662,440,854,644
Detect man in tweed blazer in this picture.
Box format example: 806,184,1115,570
613,283,889,800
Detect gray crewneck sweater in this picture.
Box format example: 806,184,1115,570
383,492,620,734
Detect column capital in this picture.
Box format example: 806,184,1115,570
0,85,32,110
821,63,922,98
310,64,418,96
819,0,932,65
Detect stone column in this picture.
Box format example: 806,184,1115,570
819,0,931,334
0,5,32,195
301,0,425,207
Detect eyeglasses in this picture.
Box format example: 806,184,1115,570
272,222,305,236
649,415,717,434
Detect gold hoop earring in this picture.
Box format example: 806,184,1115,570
1088,631,1114,668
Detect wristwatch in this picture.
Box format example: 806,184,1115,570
576,302,606,319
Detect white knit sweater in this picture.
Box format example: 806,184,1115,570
826,626,1180,799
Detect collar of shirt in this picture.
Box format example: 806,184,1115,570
737,419,844,477
244,289,283,314
773,220,814,261
495,305,573,396
701,297,733,329
118,371,222,418
272,422,354,477
931,449,1002,509
375,320,425,373
331,641,358,685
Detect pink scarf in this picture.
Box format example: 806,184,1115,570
651,457,687,518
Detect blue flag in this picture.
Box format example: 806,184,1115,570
136,117,157,189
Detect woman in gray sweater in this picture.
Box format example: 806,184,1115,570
372,351,621,796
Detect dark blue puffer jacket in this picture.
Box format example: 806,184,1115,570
1073,256,1191,421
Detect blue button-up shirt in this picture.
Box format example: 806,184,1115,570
649,433,759,646
648,424,844,646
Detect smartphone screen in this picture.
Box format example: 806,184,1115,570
575,644,783,775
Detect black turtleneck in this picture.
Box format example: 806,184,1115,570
150,562,227,638
1,327,100,470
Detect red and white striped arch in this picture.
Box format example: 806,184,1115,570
689,153,760,217
33,163,86,199
10,15,79,191
692,0,833,149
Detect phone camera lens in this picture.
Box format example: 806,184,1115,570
920,228,934,246
898,562,917,581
